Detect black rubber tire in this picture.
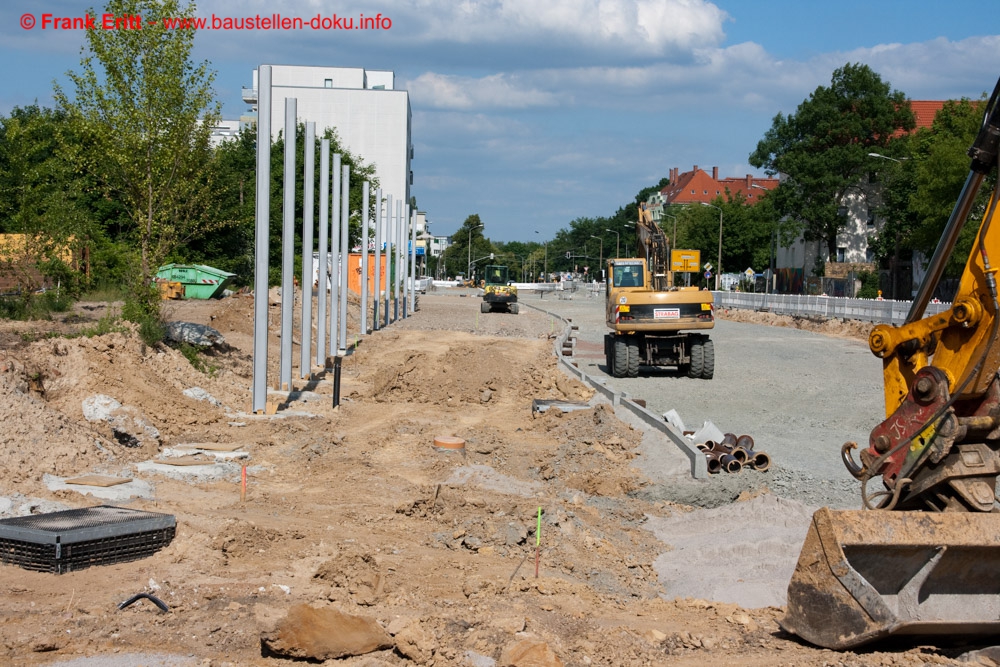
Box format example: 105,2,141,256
701,339,715,379
480,301,490,313
687,339,704,379
510,303,519,314
613,337,629,378
626,337,640,378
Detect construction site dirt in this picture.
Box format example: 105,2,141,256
0,290,991,666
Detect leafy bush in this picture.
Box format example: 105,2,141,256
121,286,165,346
175,341,218,376
0,290,73,321
857,271,880,299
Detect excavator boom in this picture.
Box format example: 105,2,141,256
784,74,1000,649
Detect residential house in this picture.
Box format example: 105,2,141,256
774,101,946,296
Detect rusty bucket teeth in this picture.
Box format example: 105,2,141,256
783,508,1000,650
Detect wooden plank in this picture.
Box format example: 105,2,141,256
156,455,215,466
173,442,244,452
65,475,133,487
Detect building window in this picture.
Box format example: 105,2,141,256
867,206,876,226
866,248,875,263
324,79,333,88
836,247,847,263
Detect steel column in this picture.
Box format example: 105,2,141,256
316,139,329,365
278,97,296,391
251,65,272,414
329,153,341,367
299,122,315,378
338,164,350,353
373,188,382,330
384,194,392,327
360,181,370,334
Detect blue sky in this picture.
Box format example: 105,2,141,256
2,0,998,242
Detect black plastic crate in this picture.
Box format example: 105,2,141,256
0,505,176,573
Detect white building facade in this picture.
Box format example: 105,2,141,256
243,65,413,234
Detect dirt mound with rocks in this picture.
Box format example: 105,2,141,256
0,292,977,666
716,307,875,342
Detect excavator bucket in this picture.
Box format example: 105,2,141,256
782,507,1000,650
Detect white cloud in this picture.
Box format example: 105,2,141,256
407,33,999,116
837,35,1000,99
199,0,729,56
408,71,563,109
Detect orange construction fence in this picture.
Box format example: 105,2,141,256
347,253,389,295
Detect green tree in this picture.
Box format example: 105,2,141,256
0,105,99,297
749,63,915,268
908,98,991,270
168,126,256,283
870,97,990,281
443,214,490,280
55,0,221,313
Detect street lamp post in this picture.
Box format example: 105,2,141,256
590,235,603,279
661,213,677,248
606,228,620,257
467,223,483,282
701,202,723,291
867,152,905,163
868,153,907,298
750,184,774,294
534,231,548,280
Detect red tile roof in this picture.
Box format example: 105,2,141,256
660,166,779,206
909,100,946,130
662,101,947,205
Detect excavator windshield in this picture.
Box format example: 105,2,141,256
484,265,509,286
614,264,644,288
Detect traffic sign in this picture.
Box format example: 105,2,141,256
671,249,700,272
703,262,713,271
704,271,712,279
744,267,755,278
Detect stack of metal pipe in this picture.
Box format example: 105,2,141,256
696,433,771,474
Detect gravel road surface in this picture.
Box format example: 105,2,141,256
517,288,885,509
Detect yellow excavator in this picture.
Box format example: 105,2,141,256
481,264,518,314
604,202,715,378
783,75,1000,649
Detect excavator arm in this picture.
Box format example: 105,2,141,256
850,75,1000,512
635,202,671,290
783,75,1000,649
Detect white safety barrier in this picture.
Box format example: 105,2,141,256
713,292,951,326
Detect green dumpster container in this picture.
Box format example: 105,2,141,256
155,264,236,299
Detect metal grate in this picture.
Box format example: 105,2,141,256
0,505,175,573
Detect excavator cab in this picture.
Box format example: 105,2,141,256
783,74,1000,650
